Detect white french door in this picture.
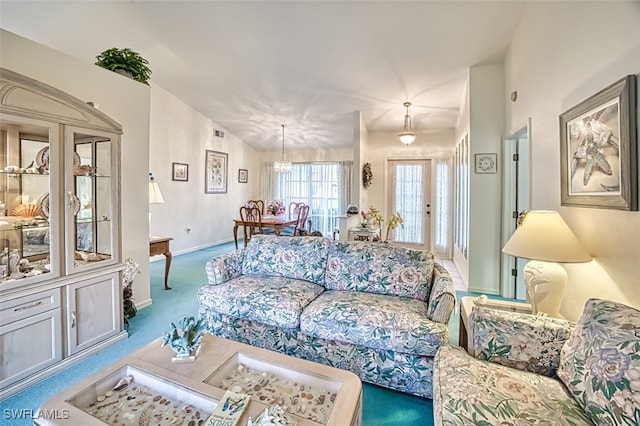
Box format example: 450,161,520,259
387,160,431,250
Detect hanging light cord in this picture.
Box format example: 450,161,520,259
281,123,286,161
403,102,412,132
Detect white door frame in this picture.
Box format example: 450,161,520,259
501,118,532,299
386,158,432,251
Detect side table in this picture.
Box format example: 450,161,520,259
459,296,532,352
348,226,380,242
150,237,173,290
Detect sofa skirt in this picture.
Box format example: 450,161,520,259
199,310,437,398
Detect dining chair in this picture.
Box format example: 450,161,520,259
288,202,306,221
282,203,311,236
246,199,265,214
296,204,311,235
239,205,264,246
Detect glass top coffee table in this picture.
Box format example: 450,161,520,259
36,334,362,426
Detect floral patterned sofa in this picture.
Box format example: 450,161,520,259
197,234,456,398
433,298,640,425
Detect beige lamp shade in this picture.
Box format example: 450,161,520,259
502,210,591,263
149,174,165,204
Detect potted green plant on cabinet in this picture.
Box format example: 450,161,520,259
95,47,152,85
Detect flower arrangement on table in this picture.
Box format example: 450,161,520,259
266,199,286,215
366,206,404,242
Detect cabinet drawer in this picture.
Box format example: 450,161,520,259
0,288,61,325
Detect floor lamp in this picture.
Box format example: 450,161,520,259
502,211,591,318
149,172,164,238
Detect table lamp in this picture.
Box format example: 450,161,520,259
502,210,591,318
149,172,164,238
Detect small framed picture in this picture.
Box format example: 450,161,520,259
238,169,248,183
172,162,189,181
474,153,497,174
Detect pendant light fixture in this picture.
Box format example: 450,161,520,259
273,123,291,173
398,101,416,145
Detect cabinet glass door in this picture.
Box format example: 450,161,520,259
0,118,59,290
66,127,119,274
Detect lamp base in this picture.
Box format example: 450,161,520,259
523,260,567,318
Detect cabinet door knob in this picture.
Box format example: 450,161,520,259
71,311,76,328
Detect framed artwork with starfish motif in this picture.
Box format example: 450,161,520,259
560,75,637,210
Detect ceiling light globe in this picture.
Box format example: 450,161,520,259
398,132,416,145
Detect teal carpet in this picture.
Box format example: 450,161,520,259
0,241,469,425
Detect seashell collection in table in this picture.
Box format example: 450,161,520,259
219,363,337,424
81,375,206,425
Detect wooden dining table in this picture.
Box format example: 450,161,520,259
233,214,298,249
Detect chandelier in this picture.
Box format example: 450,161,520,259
398,101,416,145
273,123,291,173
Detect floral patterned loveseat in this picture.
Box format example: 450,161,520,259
197,234,456,398
433,298,640,425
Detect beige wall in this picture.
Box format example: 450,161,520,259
453,64,505,293
149,86,259,255
504,2,640,319
0,29,152,307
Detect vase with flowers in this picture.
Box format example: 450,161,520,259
267,199,286,215
366,206,404,242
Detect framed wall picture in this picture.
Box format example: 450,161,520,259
474,153,497,174
205,150,228,194
560,75,637,210
172,162,189,182
238,168,248,183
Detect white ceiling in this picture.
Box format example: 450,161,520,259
0,1,525,151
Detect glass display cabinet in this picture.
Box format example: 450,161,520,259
0,132,54,281
0,68,125,400
66,127,120,275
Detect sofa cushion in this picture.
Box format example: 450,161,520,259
300,290,448,356
434,345,592,425
198,275,325,329
557,298,640,425
471,305,574,377
324,241,434,301
242,235,330,286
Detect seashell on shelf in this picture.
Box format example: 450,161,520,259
74,164,97,176
12,203,42,218
113,375,133,391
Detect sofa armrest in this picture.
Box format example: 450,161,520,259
426,263,456,324
470,306,574,376
205,249,244,285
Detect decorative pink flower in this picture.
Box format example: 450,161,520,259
267,199,286,215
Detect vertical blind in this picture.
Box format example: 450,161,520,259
269,162,352,236
393,164,424,244
433,158,451,257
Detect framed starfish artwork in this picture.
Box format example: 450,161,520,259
560,75,637,210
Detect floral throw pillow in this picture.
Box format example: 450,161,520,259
557,298,640,425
